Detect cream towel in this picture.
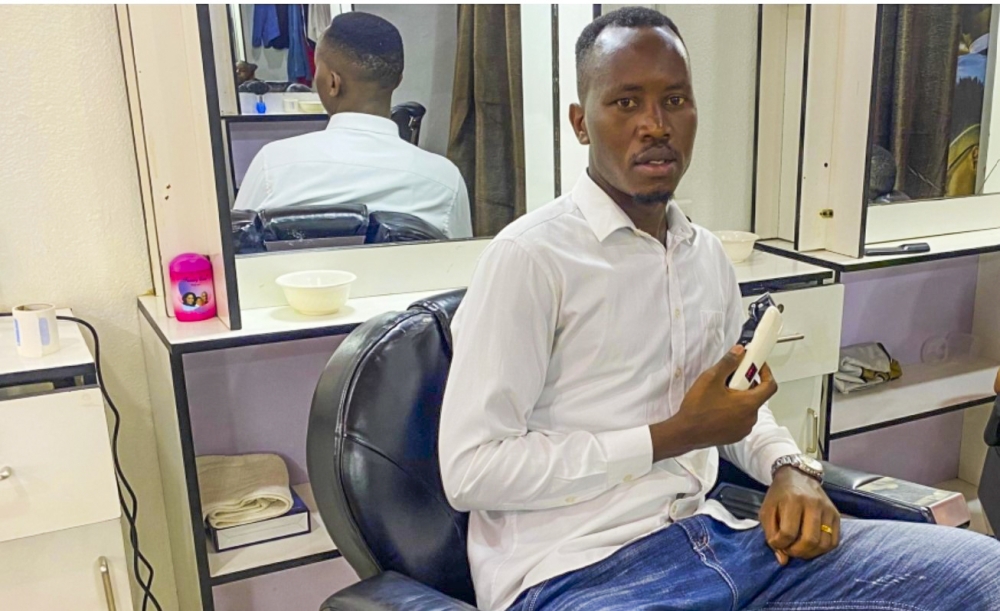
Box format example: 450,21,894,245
196,454,293,529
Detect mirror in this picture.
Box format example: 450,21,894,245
867,4,996,206
210,4,529,254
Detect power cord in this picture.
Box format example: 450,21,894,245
1,312,163,611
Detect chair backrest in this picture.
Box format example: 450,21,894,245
307,289,476,604
365,211,449,244
259,204,369,251
391,102,427,145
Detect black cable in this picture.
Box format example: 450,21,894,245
1,312,162,610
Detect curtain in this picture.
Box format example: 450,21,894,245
871,5,961,200
447,5,526,237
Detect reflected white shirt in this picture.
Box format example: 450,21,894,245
234,112,473,238
439,173,800,611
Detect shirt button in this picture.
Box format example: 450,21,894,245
624,474,633,482
674,308,681,319
674,367,683,379
565,496,576,504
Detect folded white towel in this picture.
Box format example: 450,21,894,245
196,454,293,529
834,342,900,394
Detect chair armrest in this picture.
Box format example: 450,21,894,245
712,459,970,527
321,572,477,611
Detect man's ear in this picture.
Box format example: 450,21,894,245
330,70,343,98
569,103,590,145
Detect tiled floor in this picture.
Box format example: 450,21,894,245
936,478,994,536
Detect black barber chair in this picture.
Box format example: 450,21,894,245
365,211,449,244
259,204,369,251
307,290,970,611
391,102,426,146
981,397,1000,533
230,208,264,254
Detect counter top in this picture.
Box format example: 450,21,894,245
0,309,96,387
757,227,1000,273
139,250,833,354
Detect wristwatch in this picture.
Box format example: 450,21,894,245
771,453,825,483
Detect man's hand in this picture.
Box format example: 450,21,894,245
650,345,778,462
760,466,841,566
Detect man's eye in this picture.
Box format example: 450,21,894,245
616,98,638,109
666,96,686,107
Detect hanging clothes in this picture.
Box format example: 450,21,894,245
286,5,311,82
307,4,332,44
252,4,279,48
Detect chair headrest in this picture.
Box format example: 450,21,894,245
366,211,449,244
407,289,467,356
260,204,369,240
391,101,427,120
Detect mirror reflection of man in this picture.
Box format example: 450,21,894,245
234,12,472,239
439,7,1000,611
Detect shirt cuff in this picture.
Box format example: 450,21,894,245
754,441,803,486
599,426,654,487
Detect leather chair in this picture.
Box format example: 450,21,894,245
365,211,449,244
391,102,427,146
259,204,369,251
307,290,970,611
981,397,1000,532
230,208,264,254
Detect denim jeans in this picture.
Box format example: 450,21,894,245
508,515,1000,611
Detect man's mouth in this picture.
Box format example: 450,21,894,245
632,146,678,175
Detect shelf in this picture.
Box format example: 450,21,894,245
757,228,1000,273
222,114,328,123
831,358,999,437
138,289,451,354
0,309,96,388
208,483,341,585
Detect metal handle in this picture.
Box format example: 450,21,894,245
777,333,806,344
807,409,819,455
0,466,12,481
99,557,117,611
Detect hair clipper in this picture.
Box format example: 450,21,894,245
728,293,784,391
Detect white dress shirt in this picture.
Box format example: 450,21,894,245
439,172,801,611
234,112,473,238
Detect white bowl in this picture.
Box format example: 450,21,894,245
298,100,325,114
276,270,356,316
714,231,759,263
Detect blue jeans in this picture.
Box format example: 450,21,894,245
508,515,1000,611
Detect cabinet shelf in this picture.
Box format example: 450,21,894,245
830,358,998,438
207,484,341,585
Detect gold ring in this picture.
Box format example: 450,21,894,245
820,524,834,535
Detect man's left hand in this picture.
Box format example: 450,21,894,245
759,466,841,566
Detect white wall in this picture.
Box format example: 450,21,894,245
358,4,458,157
0,6,178,610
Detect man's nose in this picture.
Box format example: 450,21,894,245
639,103,670,139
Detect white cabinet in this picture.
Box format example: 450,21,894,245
0,519,133,611
768,377,823,458
0,314,133,609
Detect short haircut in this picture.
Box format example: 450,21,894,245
575,7,683,97
323,12,404,90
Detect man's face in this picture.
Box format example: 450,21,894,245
573,26,697,202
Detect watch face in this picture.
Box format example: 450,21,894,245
800,455,824,474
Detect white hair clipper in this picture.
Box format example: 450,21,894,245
728,294,784,391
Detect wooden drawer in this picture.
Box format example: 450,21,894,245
743,284,844,383
768,376,824,458
0,518,133,610
0,388,120,543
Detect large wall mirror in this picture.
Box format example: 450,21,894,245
206,4,531,256
867,4,995,206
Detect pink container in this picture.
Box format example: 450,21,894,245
169,253,217,322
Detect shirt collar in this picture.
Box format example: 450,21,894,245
570,171,695,244
326,112,400,137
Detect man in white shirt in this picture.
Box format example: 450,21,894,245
439,7,1000,611
234,12,473,239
